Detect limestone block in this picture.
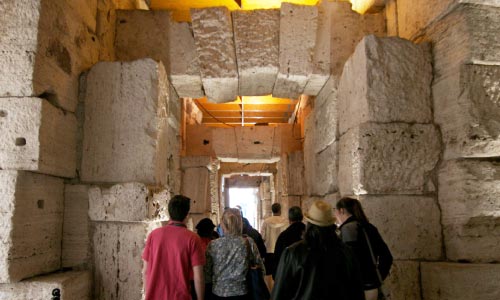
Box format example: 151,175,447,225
115,10,170,67
181,156,215,170
0,171,63,283
303,1,332,95
434,64,500,159
96,0,117,61
303,112,316,196
339,123,441,196
384,261,421,300
165,122,182,195
89,183,170,222
81,59,170,184
232,9,279,96
92,221,161,300
359,195,442,260
438,159,500,262
313,142,339,196
0,98,77,178
191,7,238,102
184,98,203,125
338,35,433,135
62,185,89,268
0,270,91,300
397,0,454,40
314,77,338,153
421,262,500,300
0,0,99,112
273,3,318,99
330,2,386,80
168,21,204,98
182,168,210,213
286,151,305,196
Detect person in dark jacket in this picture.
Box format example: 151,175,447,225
335,197,393,300
242,217,267,259
272,200,364,300
273,206,305,279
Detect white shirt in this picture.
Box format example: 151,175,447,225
260,215,288,253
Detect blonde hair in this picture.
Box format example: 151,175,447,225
222,208,243,236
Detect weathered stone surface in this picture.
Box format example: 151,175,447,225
0,171,63,283
314,77,338,153
89,183,170,222
286,151,305,196
438,159,500,262
181,156,214,170
359,195,442,260
421,262,500,300
0,98,77,178
0,0,99,112
184,98,203,125
0,270,91,300
62,185,89,268
81,59,170,185
313,142,338,196
339,123,441,196
96,0,117,61
233,9,279,96
182,168,210,213
273,3,318,99
384,261,421,300
92,221,161,300
115,10,170,65
338,35,433,135
168,21,204,98
303,111,316,196
330,2,386,80
191,7,238,102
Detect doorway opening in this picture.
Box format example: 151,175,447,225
229,187,259,228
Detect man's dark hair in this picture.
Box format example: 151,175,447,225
168,195,191,221
271,203,281,214
288,206,303,222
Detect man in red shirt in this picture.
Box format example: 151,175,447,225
142,195,205,300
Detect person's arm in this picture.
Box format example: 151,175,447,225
193,265,205,300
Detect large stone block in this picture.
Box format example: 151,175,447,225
181,156,214,170
89,183,170,222
81,59,170,184
233,9,279,96
384,261,421,300
92,221,161,300
0,270,91,300
312,142,338,196
303,111,316,196
168,21,204,98
182,168,210,214
0,98,77,178
0,171,63,283
62,185,89,268
338,35,433,135
273,3,318,99
0,0,99,112
339,123,441,196
438,159,500,262
314,77,338,153
286,151,305,196
421,262,500,300
191,7,238,102
359,195,442,260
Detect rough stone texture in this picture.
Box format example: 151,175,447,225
115,10,170,65
62,185,89,268
191,7,238,102
181,156,214,170
330,2,386,80
314,77,338,153
0,270,91,300
384,261,421,300
184,98,203,125
273,3,318,99
233,9,279,96
0,0,99,112
385,0,398,36
92,221,161,300
286,151,305,196
96,0,117,61
0,171,63,283
165,121,182,195
421,262,500,300
313,142,338,196
438,159,500,262
339,123,441,196
359,195,442,260
81,59,170,185
303,111,316,196
303,0,332,95
338,35,433,135
89,183,170,222
168,21,204,98
0,97,77,178
182,168,210,213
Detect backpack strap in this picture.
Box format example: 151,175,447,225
360,225,385,286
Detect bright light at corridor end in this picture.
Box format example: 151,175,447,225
349,0,385,14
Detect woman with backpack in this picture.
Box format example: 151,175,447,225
335,197,393,300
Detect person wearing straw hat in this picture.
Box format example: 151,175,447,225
271,200,364,300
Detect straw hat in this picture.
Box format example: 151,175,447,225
304,200,335,227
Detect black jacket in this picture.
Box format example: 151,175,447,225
273,221,305,278
272,240,365,300
338,217,393,289
243,224,267,259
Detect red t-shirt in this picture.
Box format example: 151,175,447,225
142,221,205,300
